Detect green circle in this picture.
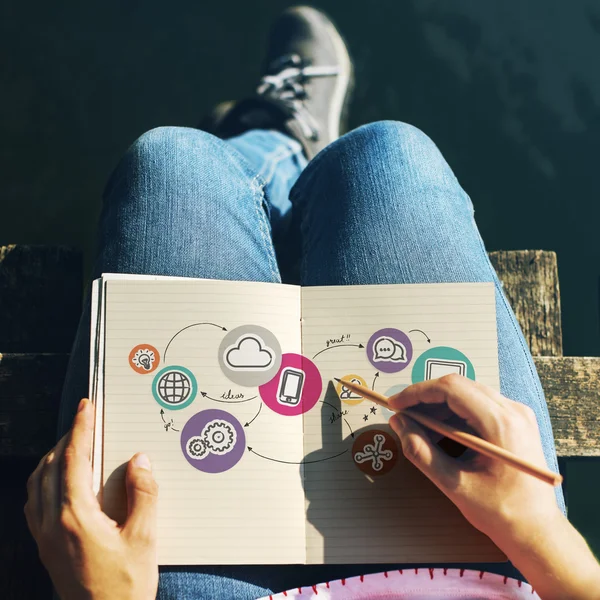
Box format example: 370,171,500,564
152,366,197,410
411,347,475,384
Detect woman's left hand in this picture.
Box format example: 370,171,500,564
24,398,159,600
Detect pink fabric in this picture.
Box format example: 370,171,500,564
259,569,540,599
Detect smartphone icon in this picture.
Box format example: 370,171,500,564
277,367,305,406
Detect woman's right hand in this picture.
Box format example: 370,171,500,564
388,375,600,599
387,374,562,548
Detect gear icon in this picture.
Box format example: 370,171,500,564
202,419,236,455
186,436,208,460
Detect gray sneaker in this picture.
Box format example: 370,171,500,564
200,6,353,159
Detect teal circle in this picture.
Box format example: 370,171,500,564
411,347,475,384
152,366,197,410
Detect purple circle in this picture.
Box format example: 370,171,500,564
366,328,413,374
180,409,246,473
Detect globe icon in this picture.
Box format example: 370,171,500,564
152,366,197,410
157,370,191,405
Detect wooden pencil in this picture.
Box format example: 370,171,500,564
334,377,563,487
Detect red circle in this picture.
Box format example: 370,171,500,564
128,344,160,374
352,429,399,476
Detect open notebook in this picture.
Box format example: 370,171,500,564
90,274,506,565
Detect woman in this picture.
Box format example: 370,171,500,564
25,6,600,599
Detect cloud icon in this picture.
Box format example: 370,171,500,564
225,335,274,371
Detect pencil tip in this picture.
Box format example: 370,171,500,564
333,377,341,383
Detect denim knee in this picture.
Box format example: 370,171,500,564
341,120,442,162
103,126,256,206
129,125,219,160
295,120,468,216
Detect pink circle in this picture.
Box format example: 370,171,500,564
259,353,322,416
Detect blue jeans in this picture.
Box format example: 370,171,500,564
59,121,566,600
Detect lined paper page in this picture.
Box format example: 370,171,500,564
301,283,505,564
101,277,305,565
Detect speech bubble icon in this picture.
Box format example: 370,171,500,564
390,342,407,362
367,328,413,373
373,336,396,360
374,337,408,363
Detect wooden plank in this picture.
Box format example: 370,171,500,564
535,356,600,457
0,353,69,457
0,245,82,353
1,353,599,458
489,250,563,357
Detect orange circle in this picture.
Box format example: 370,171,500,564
352,429,398,476
335,374,367,405
128,344,160,374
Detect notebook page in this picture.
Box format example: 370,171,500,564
93,274,201,495
301,283,505,564
101,277,306,565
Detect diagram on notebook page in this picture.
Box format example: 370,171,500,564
126,323,476,477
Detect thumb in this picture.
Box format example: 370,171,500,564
122,453,158,546
390,414,457,492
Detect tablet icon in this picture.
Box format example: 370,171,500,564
411,347,475,384
277,367,305,406
425,358,467,380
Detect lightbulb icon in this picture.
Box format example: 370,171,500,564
139,353,152,370
129,345,159,374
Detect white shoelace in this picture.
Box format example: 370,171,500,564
256,54,340,140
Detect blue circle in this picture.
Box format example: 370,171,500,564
411,347,475,384
152,366,198,410
381,384,409,419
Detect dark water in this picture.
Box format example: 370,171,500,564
2,0,599,552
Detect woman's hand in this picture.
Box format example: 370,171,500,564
388,374,561,544
24,398,159,600
389,375,600,600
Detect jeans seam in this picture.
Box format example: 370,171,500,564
249,173,281,282
186,132,280,283
257,146,302,186
214,132,282,282
289,143,336,208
